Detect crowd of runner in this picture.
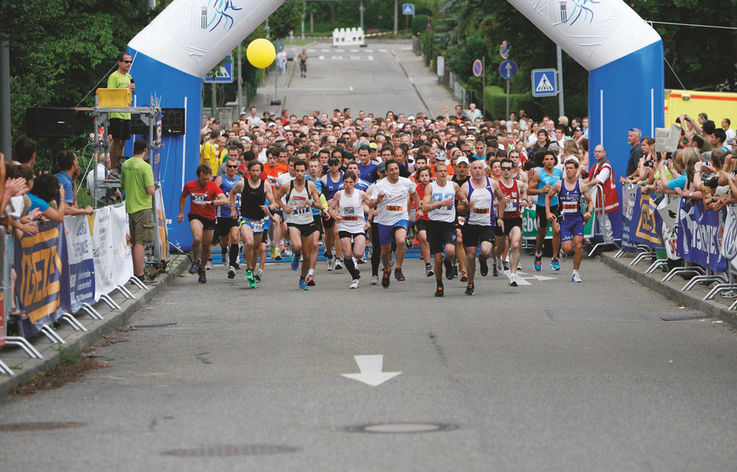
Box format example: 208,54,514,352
182,105,735,294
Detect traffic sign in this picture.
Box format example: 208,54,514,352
472,59,483,77
402,3,415,15
531,68,558,97
204,54,234,84
499,41,511,60
499,60,518,80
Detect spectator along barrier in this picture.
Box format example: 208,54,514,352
0,201,167,375
616,183,737,310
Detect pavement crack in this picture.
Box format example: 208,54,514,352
428,332,447,366
195,352,212,365
149,417,157,431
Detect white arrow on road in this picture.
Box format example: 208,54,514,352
341,355,401,387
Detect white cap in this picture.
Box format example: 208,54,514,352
456,156,471,167
407,115,416,121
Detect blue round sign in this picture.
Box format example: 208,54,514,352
472,59,483,77
499,60,518,80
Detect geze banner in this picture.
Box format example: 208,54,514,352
630,189,664,249
677,200,727,273
91,205,115,301
14,221,63,337
109,204,134,286
60,215,96,313
620,183,639,252
655,193,680,260
721,205,737,273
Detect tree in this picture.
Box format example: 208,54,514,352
268,1,304,39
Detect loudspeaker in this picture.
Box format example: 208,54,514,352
130,108,186,136
25,107,76,137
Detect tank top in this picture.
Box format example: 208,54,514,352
337,189,365,233
284,180,314,225
414,182,429,221
559,179,583,219
217,175,242,218
536,167,562,206
240,179,267,220
308,176,324,216
428,180,456,223
323,172,343,200
466,177,494,226
499,178,521,219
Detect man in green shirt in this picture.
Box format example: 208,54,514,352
107,51,135,171
121,139,155,282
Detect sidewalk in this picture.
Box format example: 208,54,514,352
600,252,737,326
0,256,189,397
391,45,456,118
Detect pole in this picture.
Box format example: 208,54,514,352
393,0,398,35
274,63,278,104
0,35,11,160
301,0,305,40
237,44,243,116
210,82,216,119
506,79,510,120
556,45,565,117
360,1,365,31
482,56,486,117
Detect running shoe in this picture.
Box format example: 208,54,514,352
306,274,315,286
272,247,283,261
459,271,468,282
326,257,334,271
571,272,582,283
479,257,489,277
492,261,498,277
551,258,561,271
244,269,256,288
233,261,240,270
381,270,391,288
425,264,434,277
443,258,452,279
503,260,509,272
434,282,445,297
334,259,343,270
451,265,459,279
254,268,263,281
394,267,405,281
350,279,360,289
465,283,475,296
291,253,300,271
298,278,309,290
189,258,200,274
509,273,518,287
534,255,542,271
283,244,293,257
356,256,366,264
370,275,379,285
205,261,213,270
221,250,228,266
197,268,207,284
227,266,236,279
517,263,523,271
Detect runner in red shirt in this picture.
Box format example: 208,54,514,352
413,167,432,276
178,164,229,283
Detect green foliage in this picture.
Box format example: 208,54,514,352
58,346,80,365
412,15,430,35
268,1,303,40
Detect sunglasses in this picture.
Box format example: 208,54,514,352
501,167,513,170
226,164,239,168
121,60,132,63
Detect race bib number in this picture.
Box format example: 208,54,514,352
252,219,265,232
386,205,403,212
504,200,517,212
473,208,490,214
562,202,577,214
343,216,359,221
192,193,207,205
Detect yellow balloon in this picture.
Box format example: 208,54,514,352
246,38,276,69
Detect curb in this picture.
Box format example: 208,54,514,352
0,255,190,398
599,253,737,327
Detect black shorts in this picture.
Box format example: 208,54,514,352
415,219,429,233
462,224,494,248
216,217,237,236
188,213,216,230
287,221,318,237
501,216,523,236
428,220,457,254
536,204,560,229
322,213,335,229
338,230,365,239
109,118,131,140
313,214,324,235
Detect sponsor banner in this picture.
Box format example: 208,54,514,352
655,193,681,260
0,232,6,348
14,221,63,337
110,204,134,286
91,205,115,301
153,187,169,261
721,205,737,273
522,206,593,240
677,200,727,273
620,184,639,252
153,112,163,182
60,215,96,313
630,190,664,249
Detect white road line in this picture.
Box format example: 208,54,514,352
321,49,329,53
378,49,388,53
368,56,374,61
364,49,373,53
350,49,359,53
350,56,360,61
341,355,401,387
319,55,325,60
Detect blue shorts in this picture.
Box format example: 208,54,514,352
377,220,409,246
560,215,583,242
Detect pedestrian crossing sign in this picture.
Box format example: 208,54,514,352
204,54,234,84
531,68,558,97
402,3,415,15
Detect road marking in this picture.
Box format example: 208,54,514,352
378,49,388,53
350,56,360,60
319,55,325,60
341,355,401,387
364,49,373,53
349,86,354,91
505,272,531,285
321,49,329,53
350,49,359,53
368,56,374,61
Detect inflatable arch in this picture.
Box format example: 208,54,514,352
128,0,662,247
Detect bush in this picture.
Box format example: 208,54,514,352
412,15,429,35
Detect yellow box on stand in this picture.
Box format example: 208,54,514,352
95,88,131,107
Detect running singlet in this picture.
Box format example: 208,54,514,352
184,180,222,220
308,176,324,216
337,189,365,234
241,179,267,220
466,178,494,226
428,180,456,223
371,176,415,226
414,182,429,221
217,175,243,218
560,179,583,219
536,167,563,206
323,172,344,200
499,179,521,218
284,181,314,225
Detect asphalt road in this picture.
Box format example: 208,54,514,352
1,252,737,471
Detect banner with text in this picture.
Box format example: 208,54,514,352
522,207,594,240
91,206,115,301
677,200,727,273
14,221,63,337
721,205,737,273
630,190,664,249
620,184,639,252
60,215,96,313
110,204,134,286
